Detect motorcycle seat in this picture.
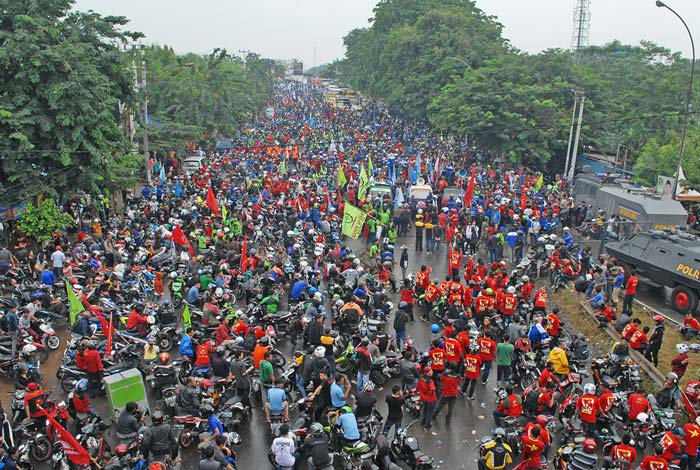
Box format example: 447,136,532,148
0,355,14,362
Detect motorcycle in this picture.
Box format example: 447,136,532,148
404,388,422,418
391,420,434,469
219,395,249,431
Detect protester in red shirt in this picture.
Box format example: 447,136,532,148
428,340,446,376
611,434,638,470
576,383,600,436
681,313,700,340
443,331,464,365
659,429,684,462
461,346,482,399
126,304,149,337
639,447,669,470
629,326,650,350
521,425,546,468
478,333,497,384
684,418,700,470
672,343,690,379
627,392,651,421
622,318,642,341
623,270,639,315
433,363,460,425
416,367,437,432
493,385,522,426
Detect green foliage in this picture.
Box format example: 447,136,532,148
141,46,283,143
17,198,74,243
0,0,140,204
339,0,699,169
632,129,700,187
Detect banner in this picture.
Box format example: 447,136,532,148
65,281,84,326
358,166,370,201
240,237,248,272
463,168,476,206
337,165,347,188
105,311,114,358
172,225,195,257
82,297,112,340
535,173,544,192
341,203,368,239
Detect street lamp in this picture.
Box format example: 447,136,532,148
655,0,696,199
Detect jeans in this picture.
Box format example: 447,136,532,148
434,239,441,253
461,378,478,397
395,330,407,349
497,364,511,386
295,374,307,399
420,401,436,429
481,361,492,383
237,387,251,408
357,370,370,393
434,395,456,421
382,415,403,437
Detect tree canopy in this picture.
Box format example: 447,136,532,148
337,0,699,182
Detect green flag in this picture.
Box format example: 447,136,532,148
341,203,369,239
280,158,286,174
359,165,371,201
337,165,347,188
182,304,192,330
368,155,374,173
65,280,84,326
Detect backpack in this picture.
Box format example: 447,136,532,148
243,330,256,350
524,388,540,412
0,316,8,333
355,346,371,370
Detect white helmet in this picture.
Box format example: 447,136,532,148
21,344,37,357
314,346,326,358
584,383,596,395
677,343,690,355
287,230,295,237
521,275,529,283
507,286,516,294
564,227,570,232
169,271,178,279
549,234,558,241
637,412,649,424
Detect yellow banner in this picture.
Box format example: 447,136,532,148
341,203,368,239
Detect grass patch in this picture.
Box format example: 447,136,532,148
553,289,698,388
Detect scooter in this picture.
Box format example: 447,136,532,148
391,420,434,469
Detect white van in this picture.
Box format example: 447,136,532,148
182,156,208,175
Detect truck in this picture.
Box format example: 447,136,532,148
573,173,687,235
605,230,700,313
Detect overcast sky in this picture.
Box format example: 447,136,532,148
73,0,699,66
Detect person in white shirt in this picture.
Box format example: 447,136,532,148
271,423,296,470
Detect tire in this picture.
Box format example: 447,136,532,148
284,379,293,395
268,449,277,467
172,296,183,309
36,348,49,362
671,285,698,314
179,430,193,448
416,298,428,309
46,335,61,350
270,350,286,368
370,370,386,386
31,435,52,462
178,362,192,385
61,377,77,393
336,360,352,374
159,336,173,353
520,373,535,391
635,432,647,451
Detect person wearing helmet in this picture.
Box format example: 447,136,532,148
627,391,651,422
576,383,600,437
76,339,104,397
69,379,95,422
655,372,682,410
567,439,598,470
479,427,513,470
116,401,144,441
523,415,552,451
126,303,149,337
355,380,377,419
645,314,666,367
23,381,47,421
493,385,522,427
329,405,360,444
305,422,333,470
672,344,691,379
140,410,178,463
610,433,637,470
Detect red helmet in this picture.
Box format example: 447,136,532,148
149,464,168,470
114,444,129,457
27,383,38,391
536,414,549,426
159,352,170,365
653,315,665,323
583,438,597,453
423,366,433,375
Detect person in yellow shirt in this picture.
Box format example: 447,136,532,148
547,338,570,376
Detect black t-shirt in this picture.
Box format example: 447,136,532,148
355,392,377,418
307,435,332,467
386,394,405,420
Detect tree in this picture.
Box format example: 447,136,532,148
632,129,700,187
0,0,142,205
16,198,74,243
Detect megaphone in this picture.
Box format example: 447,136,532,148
417,177,425,185
458,169,468,178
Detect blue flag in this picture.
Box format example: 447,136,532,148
174,180,184,197
415,151,421,180
159,165,166,183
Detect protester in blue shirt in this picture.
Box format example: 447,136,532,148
291,280,309,300
334,406,360,442
265,380,289,422
562,227,575,249
179,328,195,359
40,265,55,286
187,282,201,304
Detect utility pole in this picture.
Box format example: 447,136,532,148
567,94,586,181
563,92,580,178
140,45,151,184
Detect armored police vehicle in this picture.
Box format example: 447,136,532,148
605,230,700,313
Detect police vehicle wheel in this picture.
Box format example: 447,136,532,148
671,285,698,314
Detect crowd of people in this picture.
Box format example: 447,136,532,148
0,79,695,470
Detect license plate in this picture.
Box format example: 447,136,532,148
412,396,421,401
361,452,374,459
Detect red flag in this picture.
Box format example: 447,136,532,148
172,225,195,257
206,186,220,216
105,311,114,357
81,296,112,340
240,237,247,272
521,185,528,211
463,169,476,206
43,408,91,465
